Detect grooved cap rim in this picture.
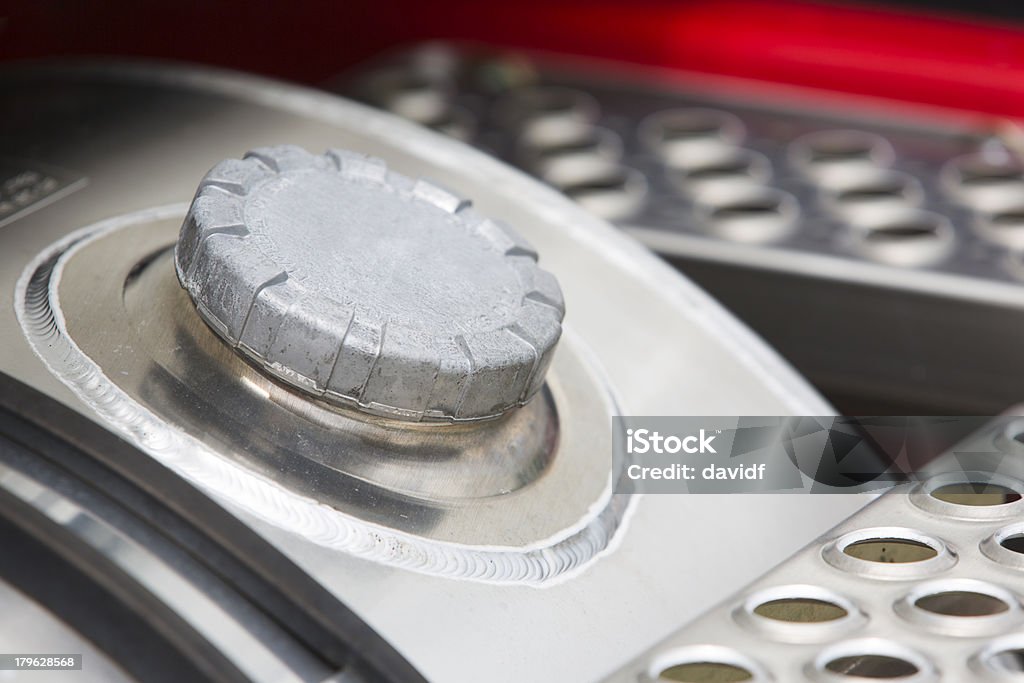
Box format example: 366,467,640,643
174,145,564,422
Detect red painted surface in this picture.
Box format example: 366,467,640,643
436,1,1024,118
1,1,1024,117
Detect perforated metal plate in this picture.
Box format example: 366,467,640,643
605,416,1024,682
339,44,1024,413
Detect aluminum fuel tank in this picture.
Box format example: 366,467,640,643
0,62,869,682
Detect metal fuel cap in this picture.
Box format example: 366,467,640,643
175,145,565,422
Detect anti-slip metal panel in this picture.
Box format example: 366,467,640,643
339,45,1024,413
605,417,1024,682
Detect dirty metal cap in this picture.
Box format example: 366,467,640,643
174,145,564,422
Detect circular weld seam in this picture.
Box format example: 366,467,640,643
14,205,635,586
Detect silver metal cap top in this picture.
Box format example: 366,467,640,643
174,145,564,422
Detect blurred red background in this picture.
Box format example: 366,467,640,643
2,1,1024,117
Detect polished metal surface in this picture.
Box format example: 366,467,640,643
177,145,564,422
0,62,868,682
